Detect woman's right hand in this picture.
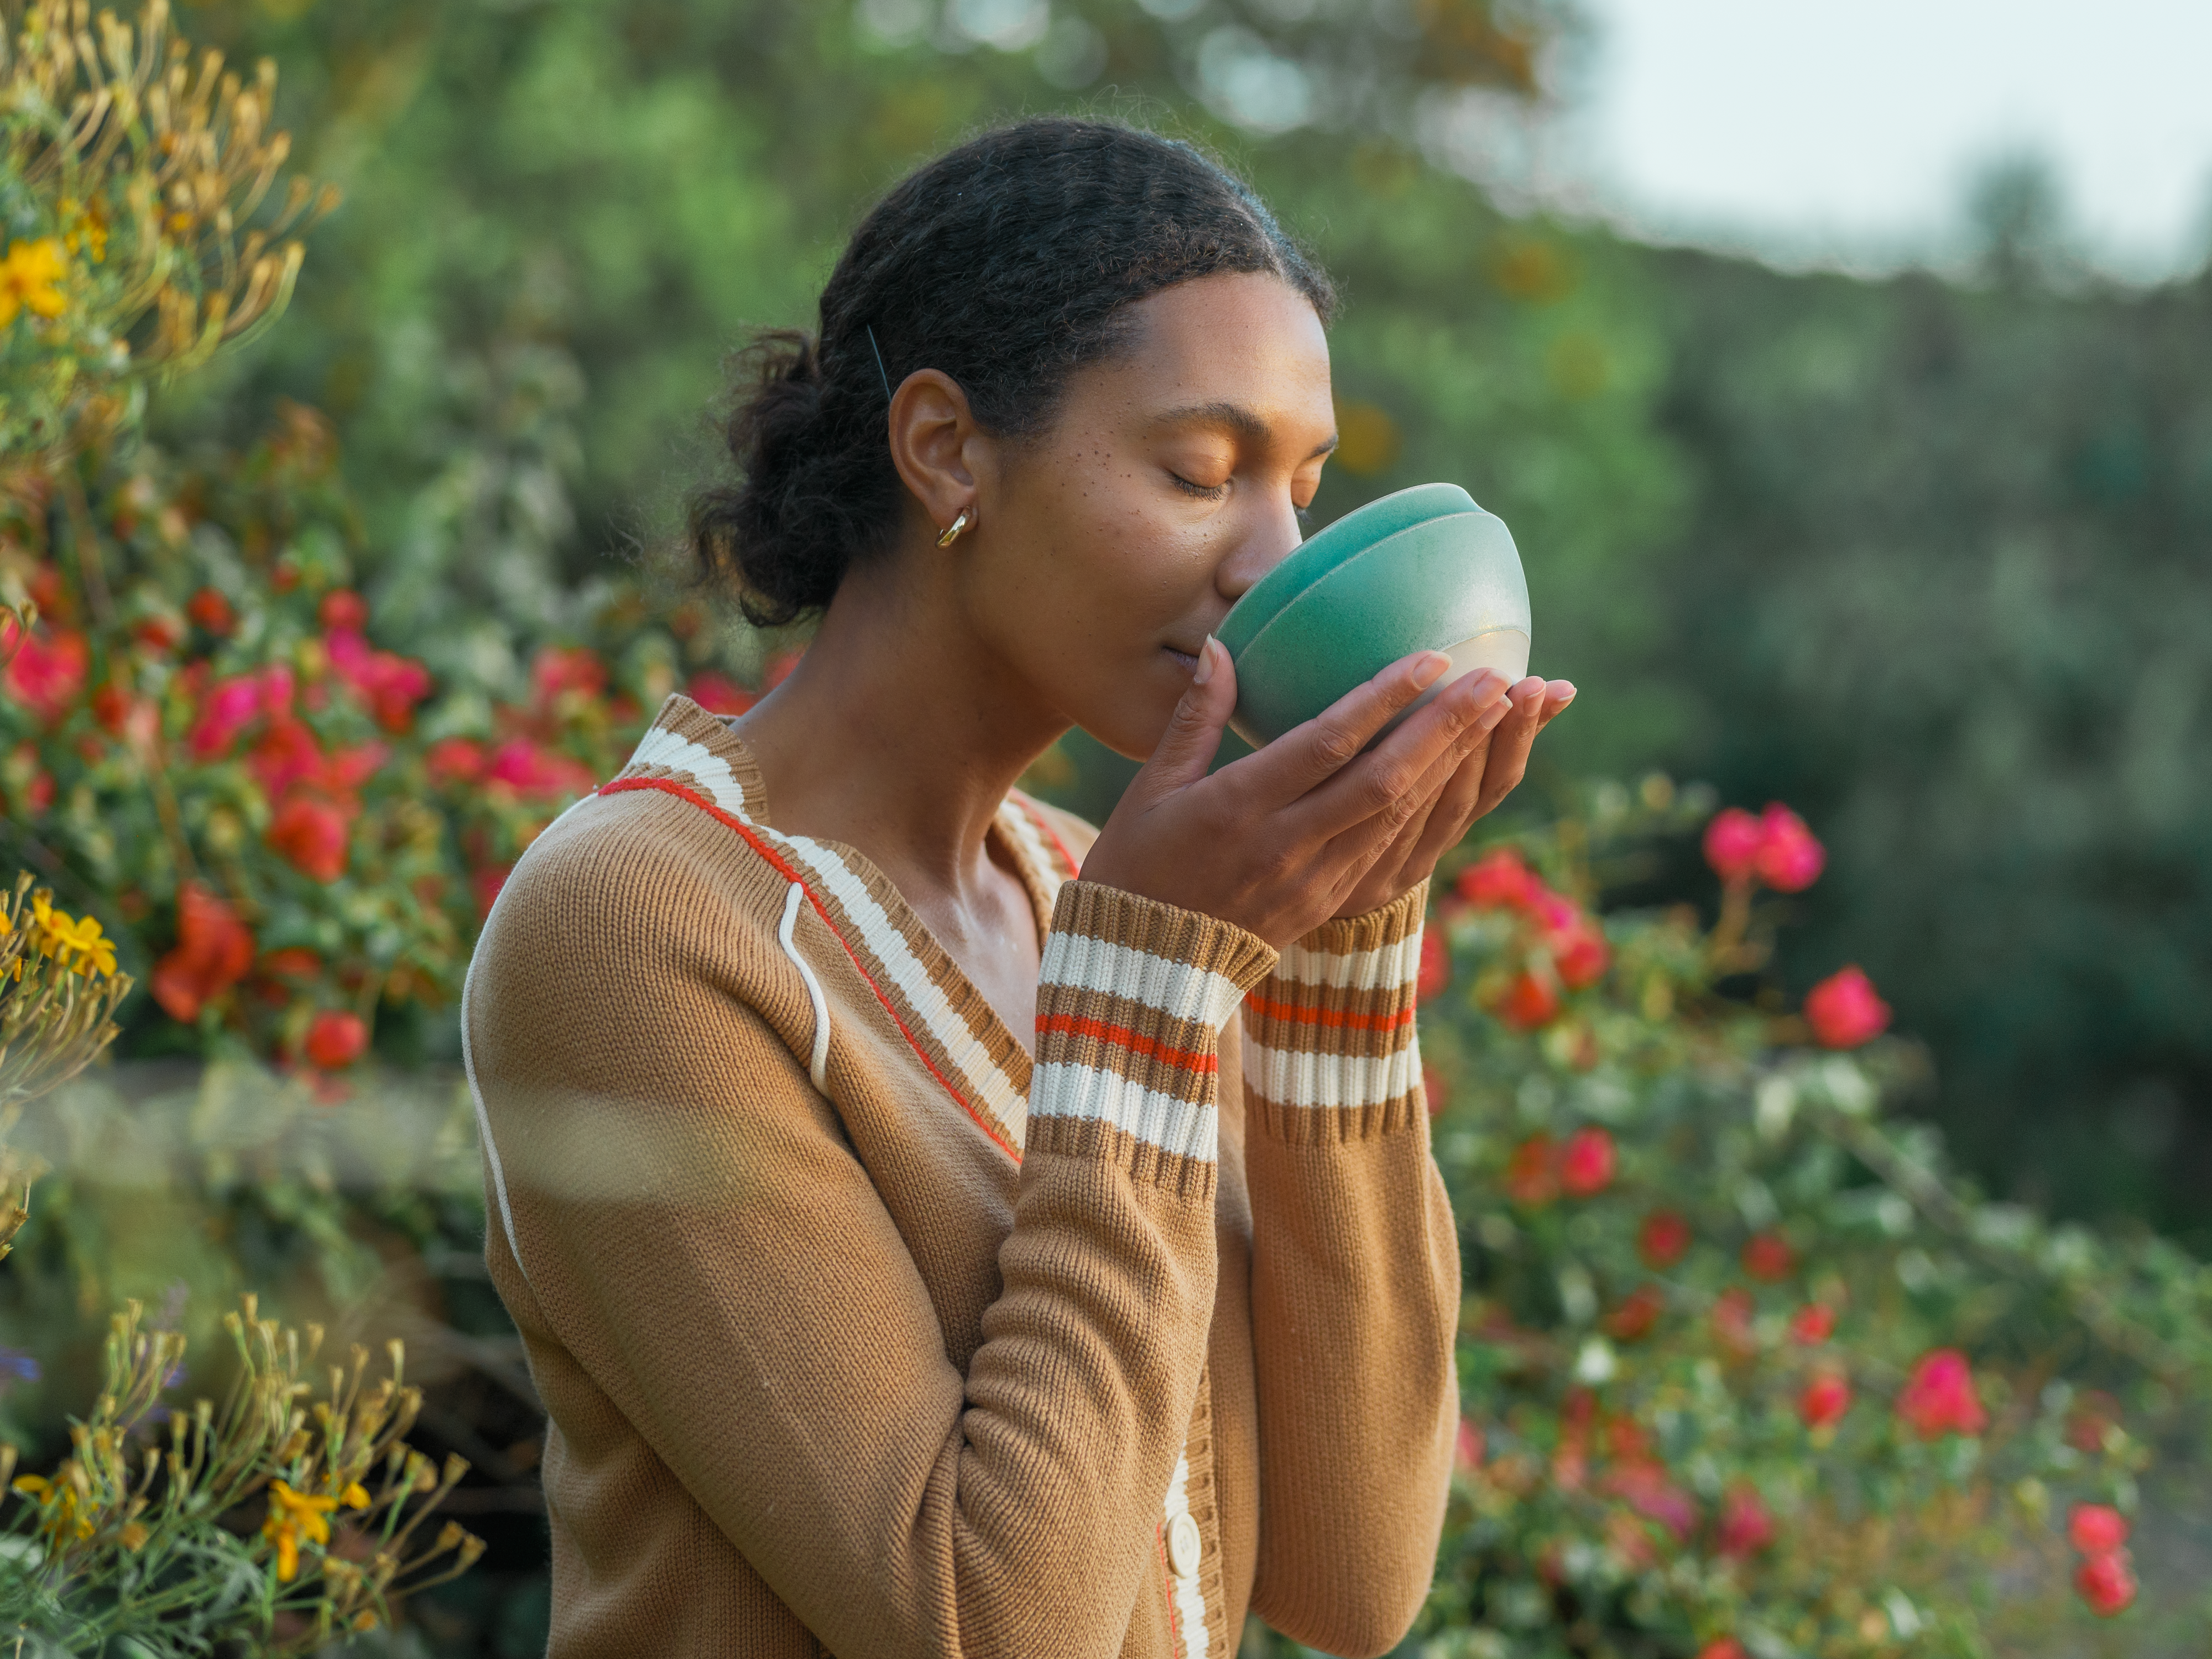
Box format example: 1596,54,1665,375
1078,639,1515,947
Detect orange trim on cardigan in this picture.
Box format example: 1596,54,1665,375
1240,988,1419,1032
1035,1011,1220,1075
598,775,1024,1165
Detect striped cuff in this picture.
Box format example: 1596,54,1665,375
1031,881,1277,1170
1244,882,1426,1140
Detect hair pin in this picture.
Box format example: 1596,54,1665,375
864,324,894,403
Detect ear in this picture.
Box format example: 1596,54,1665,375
886,369,989,539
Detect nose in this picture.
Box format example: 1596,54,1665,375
1215,488,1306,605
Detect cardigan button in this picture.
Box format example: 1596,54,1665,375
1167,1513,1203,1580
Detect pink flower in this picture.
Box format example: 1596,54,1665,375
1550,918,1610,990
1607,1462,1698,1542
484,739,594,801
304,1010,367,1070
1896,1349,1987,1439
1755,804,1825,892
326,627,431,732
1559,1126,1616,1197
1702,808,1765,884
1789,1302,1836,1344
531,645,607,705
4,624,89,724
1716,1485,1775,1557
1455,847,1540,910
150,884,255,1022
268,796,351,883
685,671,755,714
1805,964,1891,1048
1639,1211,1692,1269
1799,1370,1852,1430
1455,1418,1484,1472
1417,930,1449,1000
189,668,294,760
425,737,486,786
318,589,368,632
1742,1232,1796,1282
2074,1550,2137,1616
2069,1504,2128,1556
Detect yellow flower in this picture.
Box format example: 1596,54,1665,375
262,1478,338,1582
11,1472,95,1541
29,896,117,978
0,237,68,328
118,1520,149,1550
58,198,107,264
341,1480,371,1509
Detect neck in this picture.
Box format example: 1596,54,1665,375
731,555,1066,898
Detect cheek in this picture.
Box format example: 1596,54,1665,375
988,456,1217,647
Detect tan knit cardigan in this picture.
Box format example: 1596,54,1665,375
464,696,1459,1658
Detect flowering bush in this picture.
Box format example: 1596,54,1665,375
1389,781,2212,1656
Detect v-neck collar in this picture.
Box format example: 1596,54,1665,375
611,696,1074,1157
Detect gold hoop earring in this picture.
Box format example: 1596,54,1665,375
935,510,971,549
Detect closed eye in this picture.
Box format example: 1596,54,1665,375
1168,471,1229,499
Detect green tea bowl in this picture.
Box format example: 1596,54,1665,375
1217,482,1532,749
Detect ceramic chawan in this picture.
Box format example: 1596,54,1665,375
1217,482,1532,749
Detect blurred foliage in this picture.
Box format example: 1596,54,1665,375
0,0,2205,1652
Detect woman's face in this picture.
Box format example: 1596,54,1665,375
956,272,1337,760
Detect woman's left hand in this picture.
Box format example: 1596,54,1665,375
1329,675,1575,920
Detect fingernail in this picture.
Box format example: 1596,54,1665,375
1193,636,1218,686
1413,651,1451,690
1554,681,1577,702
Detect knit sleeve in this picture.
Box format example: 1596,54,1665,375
468,832,1274,1659
1239,883,1461,1658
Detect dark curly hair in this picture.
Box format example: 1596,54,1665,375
690,117,1337,627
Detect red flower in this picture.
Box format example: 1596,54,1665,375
1559,1126,1615,1197
2074,1549,2137,1617
485,739,594,801
1551,919,1611,990
1702,807,1764,883
3,625,88,724
1421,1063,1447,1118
1742,1232,1796,1282
150,884,255,1022
326,627,431,732
685,670,755,714
268,796,350,883
1454,846,1540,910
317,588,368,632
1755,804,1825,892
186,586,234,634
1799,1370,1853,1430
531,644,607,705
472,863,513,920
1695,1642,1746,1659
1606,1461,1698,1542
90,682,155,745
1716,1485,1775,1557
1638,1210,1691,1269
1498,969,1559,1030
2069,1504,2128,1556
1711,1288,1757,1357
1455,1418,1485,1472
132,614,182,654
1804,965,1891,1048
1788,1302,1836,1344
1603,1284,1665,1343
1503,1134,1558,1207
422,737,486,786
1417,930,1449,1000
1896,1349,1988,1439
259,947,322,979
304,1010,367,1070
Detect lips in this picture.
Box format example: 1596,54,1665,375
1163,644,1200,673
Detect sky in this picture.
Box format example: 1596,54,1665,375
1567,0,2212,278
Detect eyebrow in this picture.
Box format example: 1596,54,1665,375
1156,400,1339,460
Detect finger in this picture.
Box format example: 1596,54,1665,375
1316,687,1511,874
1295,667,1510,841
1397,739,1496,880
1536,679,1577,730
1237,650,1457,801
1472,679,1552,816
1131,635,1238,800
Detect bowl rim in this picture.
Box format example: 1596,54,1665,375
1218,481,1477,656
1230,506,1520,674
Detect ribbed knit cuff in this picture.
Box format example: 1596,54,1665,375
1030,881,1277,1170
1244,881,1427,1144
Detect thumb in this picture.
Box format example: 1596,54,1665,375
1135,636,1236,800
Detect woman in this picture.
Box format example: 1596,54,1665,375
466,118,1572,1658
